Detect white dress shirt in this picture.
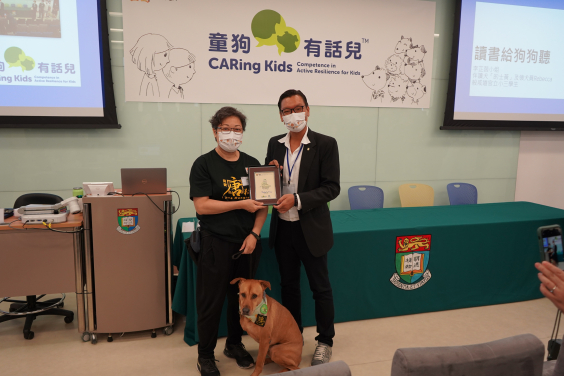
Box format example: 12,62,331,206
278,128,311,222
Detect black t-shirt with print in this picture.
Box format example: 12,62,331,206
190,149,260,243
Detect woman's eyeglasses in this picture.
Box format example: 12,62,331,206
217,126,243,135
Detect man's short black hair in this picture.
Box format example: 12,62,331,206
277,89,309,112
209,106,247,131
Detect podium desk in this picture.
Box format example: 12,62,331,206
0,214,85,332
81,193,174,343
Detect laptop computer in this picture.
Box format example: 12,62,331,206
121,168,167,195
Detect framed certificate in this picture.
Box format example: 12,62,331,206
248,166,281,205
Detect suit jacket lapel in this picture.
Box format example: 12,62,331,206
298,129,317,193
274,139,286,169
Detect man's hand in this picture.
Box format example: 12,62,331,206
274,194,294,214
240,234,257,254
268,160,283,175
240,200,264,213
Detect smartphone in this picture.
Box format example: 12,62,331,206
538,225,563,267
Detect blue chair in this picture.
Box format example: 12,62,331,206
348,185,384,210
447,183,477,205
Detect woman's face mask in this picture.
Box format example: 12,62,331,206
217,131,243,153
282,112,307,133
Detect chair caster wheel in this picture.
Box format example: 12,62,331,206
151,330,157,338
108,335,113,342
163,326,174,336
91,333,98,344
24,330,34,340
64,314,74,324
82,332,91,342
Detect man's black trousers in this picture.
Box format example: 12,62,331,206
196,232,261,359
274,219,335,346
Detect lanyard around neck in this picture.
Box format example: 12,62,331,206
286,144,304,184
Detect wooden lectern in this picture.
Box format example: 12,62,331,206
79,193,173,344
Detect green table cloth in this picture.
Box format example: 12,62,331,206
172,202,564,346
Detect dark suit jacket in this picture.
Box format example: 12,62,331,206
265,128,340,257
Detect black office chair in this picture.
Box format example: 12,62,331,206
0,193,74,340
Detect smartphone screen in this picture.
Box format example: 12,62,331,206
541,227,563,267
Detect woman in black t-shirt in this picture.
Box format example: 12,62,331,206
190,106,267,376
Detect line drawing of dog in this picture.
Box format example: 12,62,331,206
406,81,427,104
388,75,408,103
404,60,426,83
385,54,405,76
362,65,390,101
362,35,429,106
231,278,303,376
395,35,413,55
404,45,427,64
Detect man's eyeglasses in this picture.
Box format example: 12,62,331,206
281,106,305,116
217,126,243,135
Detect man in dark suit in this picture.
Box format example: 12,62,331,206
0,12,6,35
265,89,340,366
38,0,44,21
31,0,37,21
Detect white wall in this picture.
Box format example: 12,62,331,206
0,0,522,218
515,132,564,209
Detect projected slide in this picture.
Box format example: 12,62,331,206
1,0,80,87
454,0,564,122
470,3,558,99
0,0,103,117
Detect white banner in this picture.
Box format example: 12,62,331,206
122,0,436,108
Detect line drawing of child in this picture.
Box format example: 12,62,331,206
162,48,196,100
129,33,173,97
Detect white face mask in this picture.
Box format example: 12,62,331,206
282,112,307,133
217,131,243,153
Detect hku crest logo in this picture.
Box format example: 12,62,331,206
117,208,141,235
251,10,300,55
390,235,432,290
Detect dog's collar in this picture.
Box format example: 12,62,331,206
241,291,268,327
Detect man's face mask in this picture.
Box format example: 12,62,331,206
282,112,307,133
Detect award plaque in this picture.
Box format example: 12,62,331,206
248,166,281,205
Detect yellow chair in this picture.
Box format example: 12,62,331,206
399,184,434,207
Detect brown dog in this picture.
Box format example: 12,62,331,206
230,278,302,375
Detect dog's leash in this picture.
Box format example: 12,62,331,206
232,248,255,279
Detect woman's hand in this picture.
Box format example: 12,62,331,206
240,200,265,213
240,234,257,254
535,261,564,311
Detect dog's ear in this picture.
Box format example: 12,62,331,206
259,280,271,291
230,277,246,285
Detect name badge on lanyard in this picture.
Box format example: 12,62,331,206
283,145,303,195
